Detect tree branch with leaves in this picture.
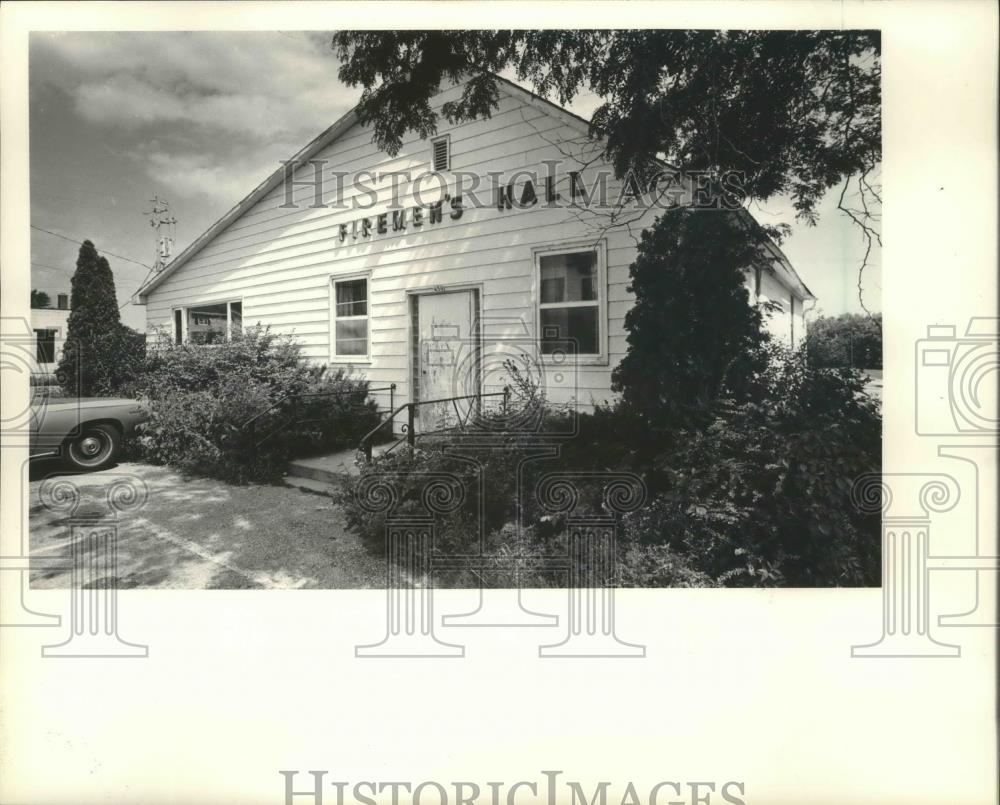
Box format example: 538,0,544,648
332,29,881,307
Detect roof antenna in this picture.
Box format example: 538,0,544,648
143,195,177,272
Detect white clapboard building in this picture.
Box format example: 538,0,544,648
137,76,813,427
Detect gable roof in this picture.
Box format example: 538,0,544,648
136,73,813,302
136,75,589,301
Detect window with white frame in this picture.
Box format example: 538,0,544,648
537,248,601,356
332,276,369,358
173,300,242,344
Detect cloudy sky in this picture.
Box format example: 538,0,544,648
29,31,880,330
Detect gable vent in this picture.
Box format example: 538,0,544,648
431,136,450,172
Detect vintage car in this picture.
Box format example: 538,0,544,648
29,397,147,471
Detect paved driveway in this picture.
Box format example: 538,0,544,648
28,462,384,589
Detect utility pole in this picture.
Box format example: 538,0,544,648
143,195,177,272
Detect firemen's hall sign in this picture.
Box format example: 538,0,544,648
278,160,745,248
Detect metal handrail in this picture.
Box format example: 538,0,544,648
358,386,510,462
359,401,411,461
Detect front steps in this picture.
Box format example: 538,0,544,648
283,443,394,495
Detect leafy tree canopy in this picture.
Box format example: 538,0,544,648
333,29,881,222
806,312,882,369
30,289,51,309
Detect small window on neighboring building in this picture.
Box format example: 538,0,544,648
431,135,450,172
537,248,601,356
34,329,57,364
173,300,242,344
57,293,69,310
333,276,369,358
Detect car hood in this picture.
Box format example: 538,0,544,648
36,397,143,409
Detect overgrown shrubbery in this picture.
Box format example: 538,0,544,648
338,342,881,588
620,344,881,586
133,326,379,483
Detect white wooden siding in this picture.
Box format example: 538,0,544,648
145,78,808,415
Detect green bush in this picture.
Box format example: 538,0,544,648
133,326,380,483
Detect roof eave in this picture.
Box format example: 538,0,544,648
136,106,359,302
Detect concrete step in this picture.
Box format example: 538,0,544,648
285,441,397,486
286,447,361,483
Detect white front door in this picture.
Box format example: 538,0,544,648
416,290,479,432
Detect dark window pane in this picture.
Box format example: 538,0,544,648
34,329,56,363
187,303,228,344
540,251,597,303
174,309,183,344
336,279,367,317
540,306,599,355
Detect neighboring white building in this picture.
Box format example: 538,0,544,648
137,76,813,427
30,293,71,373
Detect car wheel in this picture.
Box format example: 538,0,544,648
66,424,120,471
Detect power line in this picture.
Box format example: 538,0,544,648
30,262,70,273
30,224,152,269
118,265,157,310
